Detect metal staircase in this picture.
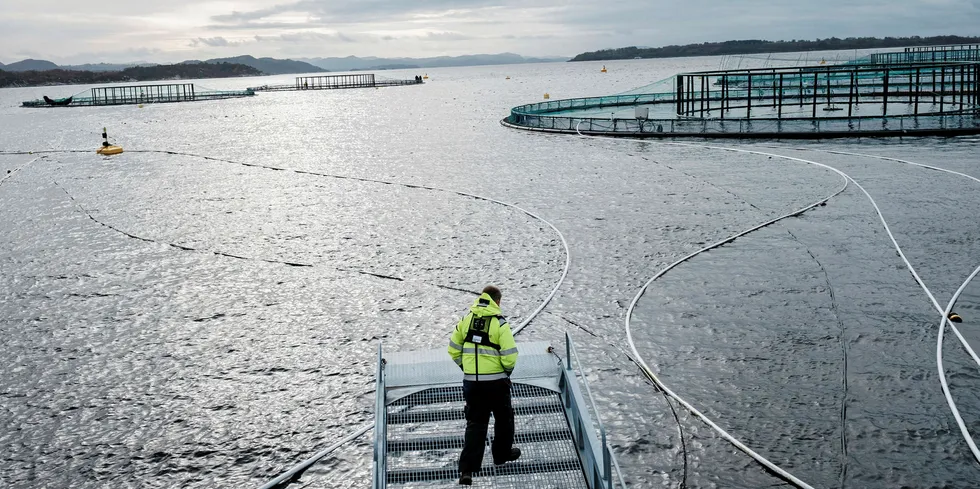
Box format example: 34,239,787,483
373,335,623,488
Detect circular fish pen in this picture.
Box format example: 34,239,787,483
502,55,980,139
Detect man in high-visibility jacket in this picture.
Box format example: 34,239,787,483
447,285,520,485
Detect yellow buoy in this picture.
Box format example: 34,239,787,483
97,127,123,155
601,65,607,73
423,74,429,79
949,312,963,323
543,93,550,100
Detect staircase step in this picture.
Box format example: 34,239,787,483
386,458,583,484
388,384,555,407
386,428,572,453
386,399,563,425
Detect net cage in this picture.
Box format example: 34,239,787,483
21,83,255,107
504,45,980,138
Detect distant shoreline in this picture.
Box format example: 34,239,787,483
570,35,980,62
0,62,261,89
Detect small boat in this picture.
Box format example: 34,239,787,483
43,95,73,106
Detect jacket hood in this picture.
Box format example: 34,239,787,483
469,292,501,317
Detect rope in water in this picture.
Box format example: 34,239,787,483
774,146,980,464
3,148,573,488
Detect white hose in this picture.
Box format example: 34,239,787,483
938,265,980,463
573,125,848,488
228,157,571,486
127,149,571,332
620,144,852,489
587,136,980,484
777,146,980,369
775,146,980,461
6,148,572,488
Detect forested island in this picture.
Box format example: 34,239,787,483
0,62,261,88
570,35,980,61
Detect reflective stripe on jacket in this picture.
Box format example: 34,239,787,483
447,293,518,380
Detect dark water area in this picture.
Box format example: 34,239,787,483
1,57,979,488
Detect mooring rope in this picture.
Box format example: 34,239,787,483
122,149,571,334
2,147,573,488
0,155,42,188
776,146,980,367
579,133,980,486
768,145,980,462
568,124,850,488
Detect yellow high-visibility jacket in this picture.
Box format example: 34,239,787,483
447,293,518,381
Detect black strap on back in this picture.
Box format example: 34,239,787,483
463,314,502,350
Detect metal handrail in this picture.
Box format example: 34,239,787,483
372,342,387,489
564,332,627,488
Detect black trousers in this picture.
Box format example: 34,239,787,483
458,379,514,473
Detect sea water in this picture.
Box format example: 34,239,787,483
1,51,978,488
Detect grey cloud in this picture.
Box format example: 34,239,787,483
212,4,298,23
207,21,331,31
209,0,526,26
419,32,472,42
5,0,980,64
254,31,359,43
188,37,246,47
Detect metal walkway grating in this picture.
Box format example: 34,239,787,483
257,335,620,489
384,383,588,488
374,338,621,489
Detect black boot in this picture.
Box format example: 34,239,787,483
494,447,521,465
458,472,472,485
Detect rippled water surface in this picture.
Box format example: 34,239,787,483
1,55,979,488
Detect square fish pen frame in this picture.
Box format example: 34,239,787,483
91,83,196,105
296,74,377,89
675,61,980,120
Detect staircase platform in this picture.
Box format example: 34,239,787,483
373,338,618,489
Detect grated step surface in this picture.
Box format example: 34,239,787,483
384,383,588,489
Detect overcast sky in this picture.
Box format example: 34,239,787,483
3,0,980,64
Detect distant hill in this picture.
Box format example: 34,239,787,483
0,61,5,68
4,59,60,72
1,53,564,75
352,63,421,71
195,55,326,75
61,62,159,72
570,35,980,61
0,56,318,75
0,62,261,88
301,53,567,71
